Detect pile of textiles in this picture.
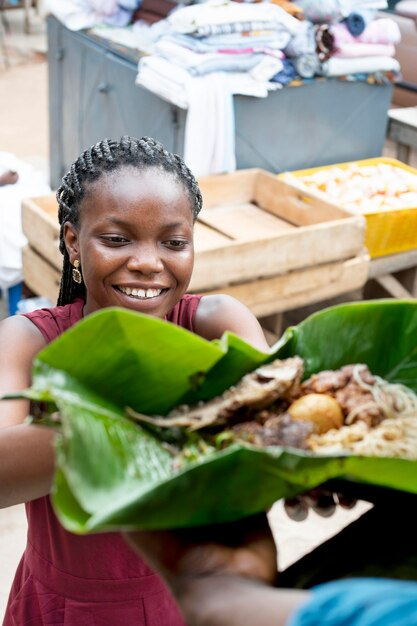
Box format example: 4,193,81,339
46,0,402,177
135,0,401,175
43,0,141,30
290,0,401,78
136,0,305,175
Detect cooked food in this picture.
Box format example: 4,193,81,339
126,358,417,462
301,364,406,427
288,393,344,434
126,356,303,431
281,162,417,214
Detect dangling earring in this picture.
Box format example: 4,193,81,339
72,259,83,284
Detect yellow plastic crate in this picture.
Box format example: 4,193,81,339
279,157,417,258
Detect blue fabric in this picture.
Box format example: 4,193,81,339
271,59,298,85
7,282,22,316
344,10,375,36
287,578,417,626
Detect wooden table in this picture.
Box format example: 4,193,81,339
368,248,417,298
387,106,417,164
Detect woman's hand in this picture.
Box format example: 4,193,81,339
124,513,277,587
124,515,311,626
284,488,357,521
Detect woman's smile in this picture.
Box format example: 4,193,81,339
68,166,195,318
116,286,165,299
113,284,169,305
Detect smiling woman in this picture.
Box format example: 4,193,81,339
63,166,196,319
0,135,270,626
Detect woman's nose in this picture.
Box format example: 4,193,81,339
126,245,164,274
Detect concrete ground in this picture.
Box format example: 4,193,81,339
0,8,48,619
0,6,415,621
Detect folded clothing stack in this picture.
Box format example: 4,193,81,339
44,0,138,30
136,0,304,176
284,0,401,78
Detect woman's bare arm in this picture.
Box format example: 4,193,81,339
0,316,56,507
195,295,270,352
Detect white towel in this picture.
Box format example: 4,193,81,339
136,56,278,176
169,0,301,35
320,55,400,76
43,0,131,30
184,72,235,177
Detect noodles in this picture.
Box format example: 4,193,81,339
345,364,417,425
308,416,417,460
306,365,417,459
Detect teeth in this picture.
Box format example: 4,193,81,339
119,287,162,299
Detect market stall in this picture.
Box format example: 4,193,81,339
16,0,413,323
46,0,399,187
280,156,417,299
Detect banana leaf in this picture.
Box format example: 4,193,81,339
17,299,417,532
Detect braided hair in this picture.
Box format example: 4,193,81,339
56,136,203,307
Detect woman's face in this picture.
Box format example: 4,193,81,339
64,166,195,319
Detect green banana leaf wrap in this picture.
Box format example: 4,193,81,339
15,299,417,532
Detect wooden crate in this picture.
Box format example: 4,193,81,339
22,245,370,318
278,158,417,258
21,169,368,315
192,169,365,290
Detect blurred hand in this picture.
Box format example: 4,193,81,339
124,513,278,588
284,488,357,521
124,515,312,626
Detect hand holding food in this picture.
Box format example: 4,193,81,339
23,301,417,533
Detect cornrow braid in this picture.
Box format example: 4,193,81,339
55,136,203,307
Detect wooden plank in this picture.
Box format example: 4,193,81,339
198,169,259,209
21,172,366,293
194,222,232,252
254,170,351,225
23,245,369,322
374,274,414,299
387,108,417,165
368,249,417,278
22,196,62,270
388,123,417,152
22,246,61,304
189,217,365,291
23,194,59,219
388,107,417,128
198,203,295,241
260,313,284,338
197,255,370,318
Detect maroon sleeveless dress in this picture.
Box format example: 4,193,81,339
3,295,201,626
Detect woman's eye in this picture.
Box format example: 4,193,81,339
102,236,128,244
166,239,188,249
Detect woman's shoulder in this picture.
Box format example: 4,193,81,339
22,298,85,344
195,295,270,351
0,313,48,364
196,294,251,331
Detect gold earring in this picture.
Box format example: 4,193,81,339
72,259,83,284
